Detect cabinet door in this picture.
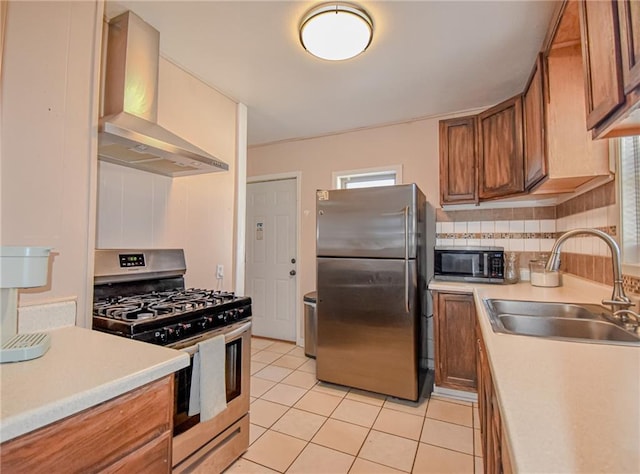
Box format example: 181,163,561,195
476,326,487,458
478,96,524,200
618,0,640,93
579,0,624,129
434,292,477,392
439,116,478,205
1,377,173,473
477,323,503,474
523,54,547,190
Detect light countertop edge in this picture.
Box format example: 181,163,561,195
0,326,190,443
428,276,640,473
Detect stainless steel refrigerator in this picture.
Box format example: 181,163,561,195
315,184,434,401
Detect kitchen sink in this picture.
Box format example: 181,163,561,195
484,299,640,346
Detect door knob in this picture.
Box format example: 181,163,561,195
290,270,296,276
291,258,296,264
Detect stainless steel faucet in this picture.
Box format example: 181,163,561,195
546,228,635,310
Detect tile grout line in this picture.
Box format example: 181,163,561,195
249,339,478,473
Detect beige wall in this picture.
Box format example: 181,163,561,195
96,57,240,290
1,1,103,326
247,116,451,326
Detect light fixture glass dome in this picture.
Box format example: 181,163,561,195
299,3,373,61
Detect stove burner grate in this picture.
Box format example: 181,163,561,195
93,289,238,321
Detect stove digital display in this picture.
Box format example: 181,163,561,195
119,253,146,268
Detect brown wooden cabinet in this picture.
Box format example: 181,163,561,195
579,0,625,130
523,54,547,190
478,96,525,200
438,0,613,202
476,321,512,474
578,0,640,138
0,376,174,474
439,97,526,205
619,0,640,93
433,291,477,392
531,0,611,195
439,116,478,205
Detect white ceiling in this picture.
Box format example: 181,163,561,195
106,1,557,147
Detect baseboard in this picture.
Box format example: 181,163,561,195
433,384,478,403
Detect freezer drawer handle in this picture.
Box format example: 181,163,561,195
404,205,410,313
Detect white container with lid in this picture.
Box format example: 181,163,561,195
0,246,51,288
529,259,561,288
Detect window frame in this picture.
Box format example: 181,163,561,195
617,137,640,278
332,165,403,190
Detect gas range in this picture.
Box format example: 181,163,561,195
92,249,251,345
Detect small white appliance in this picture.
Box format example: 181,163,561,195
0,246,52,363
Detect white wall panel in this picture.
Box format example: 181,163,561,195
96,58,239,291
2,1,103,327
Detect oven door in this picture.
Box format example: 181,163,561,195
169,320,251,469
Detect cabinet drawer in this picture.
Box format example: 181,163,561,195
105,431,172,474
0,376,173,473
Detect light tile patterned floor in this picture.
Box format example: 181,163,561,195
225,337,484,474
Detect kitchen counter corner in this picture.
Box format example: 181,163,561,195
0,326,189,443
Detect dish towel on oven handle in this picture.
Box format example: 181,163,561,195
187,334,227,421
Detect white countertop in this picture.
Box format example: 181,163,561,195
429,276,640,473
0,326,189,443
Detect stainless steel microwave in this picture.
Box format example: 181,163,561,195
434,247,505,283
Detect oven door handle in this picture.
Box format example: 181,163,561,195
179,321,251,356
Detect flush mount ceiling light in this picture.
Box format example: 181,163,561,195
299,2,373,61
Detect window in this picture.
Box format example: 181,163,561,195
618,136,640,275
333,165,402,190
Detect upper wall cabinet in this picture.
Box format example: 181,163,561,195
437,0,614,206
618,0,640,93
523,54,547,190
478,96,525,200
439,116,478,205
534,0,610,195
579,0,625,130
579,0,640,138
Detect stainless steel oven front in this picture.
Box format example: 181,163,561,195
169,320,251,473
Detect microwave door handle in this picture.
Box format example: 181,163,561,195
483,253,489,276
404,206,409,313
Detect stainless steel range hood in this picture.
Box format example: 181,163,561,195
98,11,229,177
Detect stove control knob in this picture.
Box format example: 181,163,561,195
174,325,182,338
155,330,168,344
229,309,238,321
179,323,191,336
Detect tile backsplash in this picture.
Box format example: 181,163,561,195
435,206,559,255
435,181,640,296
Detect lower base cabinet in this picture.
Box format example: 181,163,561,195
433,291,477,392
477,321,513,474
0,376,174,473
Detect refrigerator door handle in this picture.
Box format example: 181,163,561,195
404,205,410,313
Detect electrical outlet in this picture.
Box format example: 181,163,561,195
216,264,224,279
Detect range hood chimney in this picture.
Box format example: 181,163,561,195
98,11,229,177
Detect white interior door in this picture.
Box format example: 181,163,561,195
245,179,297,341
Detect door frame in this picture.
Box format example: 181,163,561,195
246,172,303,346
